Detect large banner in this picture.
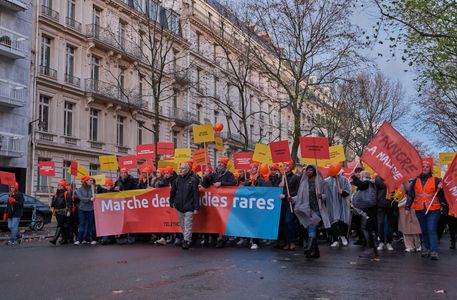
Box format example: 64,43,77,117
443,155,457,217
94,186,283,240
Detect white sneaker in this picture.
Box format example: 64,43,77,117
331,241,340,248
386,243,394,251
416,246,422,252
90,241,97,245
237,238,245,246
250,243,259,250
340,236,348,247
377,243,385,251
74,241,80,246
155,237,167,245
405,248,414,253
82,240,89,245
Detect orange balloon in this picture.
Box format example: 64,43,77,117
214,122,224,132
259,163,270,177
328,162,342,177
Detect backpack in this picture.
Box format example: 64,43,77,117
352,181,377,209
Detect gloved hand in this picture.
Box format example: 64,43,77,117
8,197,16,204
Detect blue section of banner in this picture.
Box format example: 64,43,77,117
225,186,283,240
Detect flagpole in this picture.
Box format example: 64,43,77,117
281,169,293,213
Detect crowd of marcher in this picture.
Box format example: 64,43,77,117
4,158,455,261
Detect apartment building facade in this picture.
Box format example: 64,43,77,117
29,0,317,199
0,0,31,191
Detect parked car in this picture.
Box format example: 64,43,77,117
0,193,52,231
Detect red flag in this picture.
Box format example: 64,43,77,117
360,121,422,191
300,137,330,159
443,155,457,217
234,152,253,170
118,155,138,170
39,161,55,177
139,160,155,173
136,144,156,160
157,142,174,156
0,171,16,186
70,161,78,176
269,140,292,163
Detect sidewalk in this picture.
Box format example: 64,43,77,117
0,222,56,242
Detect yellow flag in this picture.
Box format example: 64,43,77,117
252,143,273,165
301,158,330,167
67,165,89,179
193,124,215,144
91,174,106,185
99,155,119,171
227,159,235,173
439,152,456,166
174,148,192,163
329,144,346,163
215,137,224,151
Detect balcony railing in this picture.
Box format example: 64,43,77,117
64,73,80,87
0,79,26,108
36,131,56,143
0,132,24,158
89,140,103,150
39,65,57,79
168,107,198,125
0,26,28,59
40,5,59,22
85,78,146,109
0,0,28,11
65,17,82,33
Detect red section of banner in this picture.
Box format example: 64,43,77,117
270,140,292,163
70,161,78,176
234,152,253,170
118,155,138,170
157,142,174,156
443,155,457,217
93,186,236,236
39,161,55,177
139,160,155,173
360,121,422,191
300,137,330,159
136,144,156,160
0,171,16,186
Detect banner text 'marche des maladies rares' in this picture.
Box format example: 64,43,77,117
93,186,283,240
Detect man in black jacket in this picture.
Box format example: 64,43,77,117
170,162,200,250
114,168,138,244
50,179,73,245
6,182,24,245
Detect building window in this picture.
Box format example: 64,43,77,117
39,95,50,132
37,158,51,193
119,21,126,48
89,164,100,176
166,10,180,34
172,48,178,72
196,31,201,52
148,0,159,22
196,68,201,92
172,130,179,148
214,111,219,123
63,160,72,182
250,124,254,141
139,74,144,99
259,128,264,143
213,44,217,61
92,6,101,26
172,89,178,111
65,45,75,81
269,131,272,142
137,122,143,145
64,102,74,136
118,68,125,99
117,116,125,146
213,77,218,98
89,108,99,141
196,104,202,123
91,55,100,82
67,0,76,20
40,36,51,68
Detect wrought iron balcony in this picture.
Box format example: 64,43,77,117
0,132,24,158
85,78,146,109
65,73,81,87
65,17,82,33
0,79,26,108
0,0,28,11
40,5,59,22
39,65,57,79
0,26,27,59
168,107,198,126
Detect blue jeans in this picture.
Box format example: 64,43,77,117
77,210,96,242
416,210,441,252
8,217,21,242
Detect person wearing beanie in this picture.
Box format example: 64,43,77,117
5,182,24,245
269,163,283,187
138,167,153,189
406,160,447,260
50,179,73,245
114,168,138,191
151,168,168,188
169,162,200,250
74,176,97,246
164,166,178,186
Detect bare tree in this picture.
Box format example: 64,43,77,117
243,0,365,161
89,1,192,162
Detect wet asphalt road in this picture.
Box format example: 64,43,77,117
1,238,456,300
